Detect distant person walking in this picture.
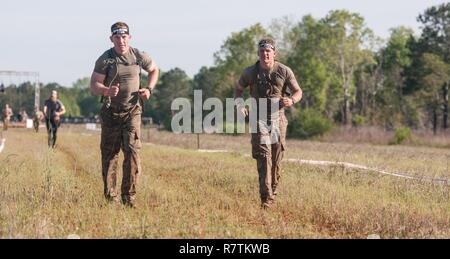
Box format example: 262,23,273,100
19,108,29,122
2,104,13,131
234,38,302,209
43,90,66,148
33,106,44,133
90,21,159,208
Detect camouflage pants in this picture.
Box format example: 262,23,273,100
46,118,60,148
251,113,288,205
100,105,142,205
33,118,40,132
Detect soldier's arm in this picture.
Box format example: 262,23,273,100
290,86,302,104
282,69,303,107
90,72,110,96
43,105,48,118
138,62,159,101
234,81,248,116
235,68,250,100
145,62,159,91
58,104,66,116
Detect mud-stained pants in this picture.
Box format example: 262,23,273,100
100,105,142,205
251,113,288,205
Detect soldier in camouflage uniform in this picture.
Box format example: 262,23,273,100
235,38,302,209
90,22,159,208
2,104,13,131
33,106,44,133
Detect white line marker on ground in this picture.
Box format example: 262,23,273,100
0,138,5,153
287,158,449,184
198,149,230,153
198,149,450,184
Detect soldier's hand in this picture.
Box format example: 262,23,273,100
281,97,294,107
239,107,248,117
106,84,120,97
138,88,151,101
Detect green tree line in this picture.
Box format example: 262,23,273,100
2,4,450,138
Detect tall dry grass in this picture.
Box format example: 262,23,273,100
0,126,450,238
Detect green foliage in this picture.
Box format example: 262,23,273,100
57,93,80,117
213,23,269,98
351,115,365,127
382,27,414,69
72,77,90,90
288,108,333,139
0,82,36,116
287,15,330,112
321,10,377,124
417,3,450,63
193,66,221,100
78,96,101,118
214,23,268,71
153,68,192,130
417,53,450,112
267,16,296,62
391,127,412,145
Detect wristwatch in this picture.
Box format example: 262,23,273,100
147,87,153,94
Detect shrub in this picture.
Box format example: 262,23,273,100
391,127,412,145
352,115,365,127
288,108,332,139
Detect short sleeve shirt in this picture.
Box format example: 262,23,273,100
44,99,64,119
94,47,153,109
238,61,301,99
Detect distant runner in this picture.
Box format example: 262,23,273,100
43,90,66,148
2,104,13,131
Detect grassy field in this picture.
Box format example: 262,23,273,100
1,125,450,238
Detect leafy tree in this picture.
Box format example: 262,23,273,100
417,53,450,133
417,3,450,129
417,3,450,62
321,10,377,124
153,68,192,130
287,15,330,113
213,23,269,99
193,66,221,100
268,16,296,62
369,27,415,128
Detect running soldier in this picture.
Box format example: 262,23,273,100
2,104,13,131
33,106,44,132
90,22,159,208
43,90,66,148
235,38,302,209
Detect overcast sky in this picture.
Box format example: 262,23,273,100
0,0,447,86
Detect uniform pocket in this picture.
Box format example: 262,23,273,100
280,114,287,151
123,129,141,152
134,130,142,149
